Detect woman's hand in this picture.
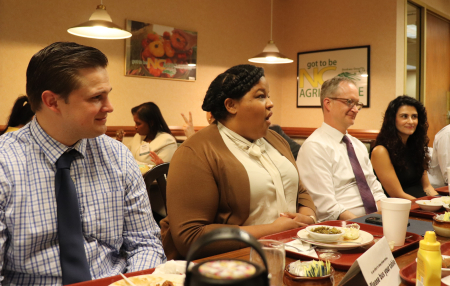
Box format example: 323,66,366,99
270,216,305,233
280,212,315,225
181,112,195,138
115,129,125,142
149,151,164,165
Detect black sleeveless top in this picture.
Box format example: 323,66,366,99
371,146,426,198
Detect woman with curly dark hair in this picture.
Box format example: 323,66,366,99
371,95,437,199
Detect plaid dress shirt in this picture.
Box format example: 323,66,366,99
0,118,166,285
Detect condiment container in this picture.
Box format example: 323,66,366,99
184,228,270,286
416,231,441,286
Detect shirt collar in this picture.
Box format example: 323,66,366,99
321,122,348,143
29,117,86,164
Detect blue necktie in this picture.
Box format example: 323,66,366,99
342,136,378,214
55,150,91,285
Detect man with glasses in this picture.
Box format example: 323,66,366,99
296,76,386,222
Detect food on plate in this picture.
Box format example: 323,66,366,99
444,212,450,222
310,226,342,234
441,197,450,204
109,274,184,286
443,257,450,268
288,260,332,277
343,223,360,240
198,260,256,279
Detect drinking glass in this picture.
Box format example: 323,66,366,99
250,239,285,286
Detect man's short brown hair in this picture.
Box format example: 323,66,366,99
26,42,108,112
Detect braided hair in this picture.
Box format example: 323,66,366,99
202,64,265,121
374,95,430,174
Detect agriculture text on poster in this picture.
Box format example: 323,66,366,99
297,46,370,107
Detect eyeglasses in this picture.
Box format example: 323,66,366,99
328,97,364,111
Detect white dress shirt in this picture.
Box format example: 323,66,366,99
428,124,450,188
296,122,386,222
218,123,298,226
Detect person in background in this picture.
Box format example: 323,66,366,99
0,95,35,136
297,76,386,222
129,102,177,170
268,125,301,160
181,112,300,159
181,111,213,138
371,96,437,199
0,42,165,285
428,124,450,188
162,64,316,259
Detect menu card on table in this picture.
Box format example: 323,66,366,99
338,237,400,286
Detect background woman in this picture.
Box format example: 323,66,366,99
371,95,437,199
129,102,177,168
0,96,35,136
160,64,316,259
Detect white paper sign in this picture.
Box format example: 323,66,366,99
338,237,400,286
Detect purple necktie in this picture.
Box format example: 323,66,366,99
342,135,378,214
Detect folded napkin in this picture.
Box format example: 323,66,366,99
153,260,190,275
284,240,318,258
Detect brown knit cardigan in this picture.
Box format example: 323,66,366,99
160,123,316,259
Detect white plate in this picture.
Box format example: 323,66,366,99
416,200,444,211
109,273,184,286
297,229,374,250
432,197,450,205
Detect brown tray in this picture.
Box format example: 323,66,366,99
69,268,155,286
399,241,450,286
260,220,421,270
410,196,446,219
437,186,450,196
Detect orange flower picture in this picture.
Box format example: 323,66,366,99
125,20,197,80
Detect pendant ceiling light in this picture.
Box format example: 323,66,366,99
248,0,293,64
67,2,131,40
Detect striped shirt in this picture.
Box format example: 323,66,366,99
0,118,166,285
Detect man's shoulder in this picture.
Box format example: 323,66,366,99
302,126,329,146
0,128,32,155
86,134,130,155
435,125,450,141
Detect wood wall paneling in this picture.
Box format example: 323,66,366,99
425,12,450,146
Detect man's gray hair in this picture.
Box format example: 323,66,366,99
320,76,357,108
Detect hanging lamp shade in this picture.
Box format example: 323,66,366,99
248,0,293,64
248,40,293,64
67,4,131,40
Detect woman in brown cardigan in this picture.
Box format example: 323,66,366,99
160,64,316,259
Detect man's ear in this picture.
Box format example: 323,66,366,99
41,90,61,113
224,98,238,115
323,98,332,113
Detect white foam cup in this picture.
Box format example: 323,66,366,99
380,198,411,246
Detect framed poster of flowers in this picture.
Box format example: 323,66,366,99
125,20,197,81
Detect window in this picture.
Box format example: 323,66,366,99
406,2,422,100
